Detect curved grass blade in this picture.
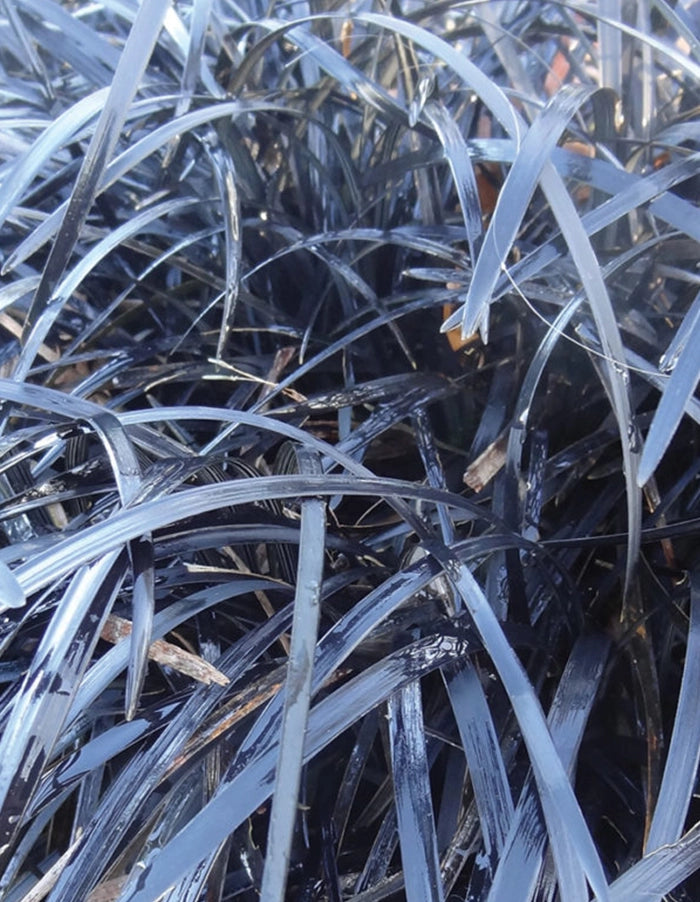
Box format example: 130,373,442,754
357,13,521,141
638,292,700,486
331,710,379,851
0,88,109,234
645,568,700,852
566,0,700,82
0,0,53,101
241,227,465,295
0,560,25,610
124,535,154,721
510,228,679,466
48,604,293,901
228,15,405,124
412,404,457,559
180,565,461,836
18,0,171,373
0,276,40,312
16,195,204,384
171,0,214,124
421,99,482,262
454,84,598,339
259,449,326,902
57,576,285,744
597,0,623,95
116,405,491,538
206,141,242,358
12,474,496,598
0,550,125,857
626,349,700,427
432,552,609,902
333,378,454,466
0,789,72,897
445,151,700,329
0,380,141,506
161,839,230,902
67,543,481,899
652,0,700,59
488,634,611,902
443,659,514,872
53,196,203,308
609,821,700,901
477,3,541,110
29,701,179,818
2,99,305,274
534,168,642,597
16,0,120,74
202,294,458,454
1,7,695,897
0,379,153,717
122,633,471,902
388,681,445,902
659,288,700,375
61,225,222,355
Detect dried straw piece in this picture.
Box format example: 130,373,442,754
101,614,229,686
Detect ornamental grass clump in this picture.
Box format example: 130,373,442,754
0,2,699,900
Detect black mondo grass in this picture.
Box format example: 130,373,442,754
0,1,698,901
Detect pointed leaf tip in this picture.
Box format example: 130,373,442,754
638,307,700,487
0,562,25,611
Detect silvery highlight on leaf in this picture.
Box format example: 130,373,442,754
0,2,698,900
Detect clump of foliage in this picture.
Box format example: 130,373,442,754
0,1,699,900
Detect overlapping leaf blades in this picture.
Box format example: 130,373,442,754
0,1,698,901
